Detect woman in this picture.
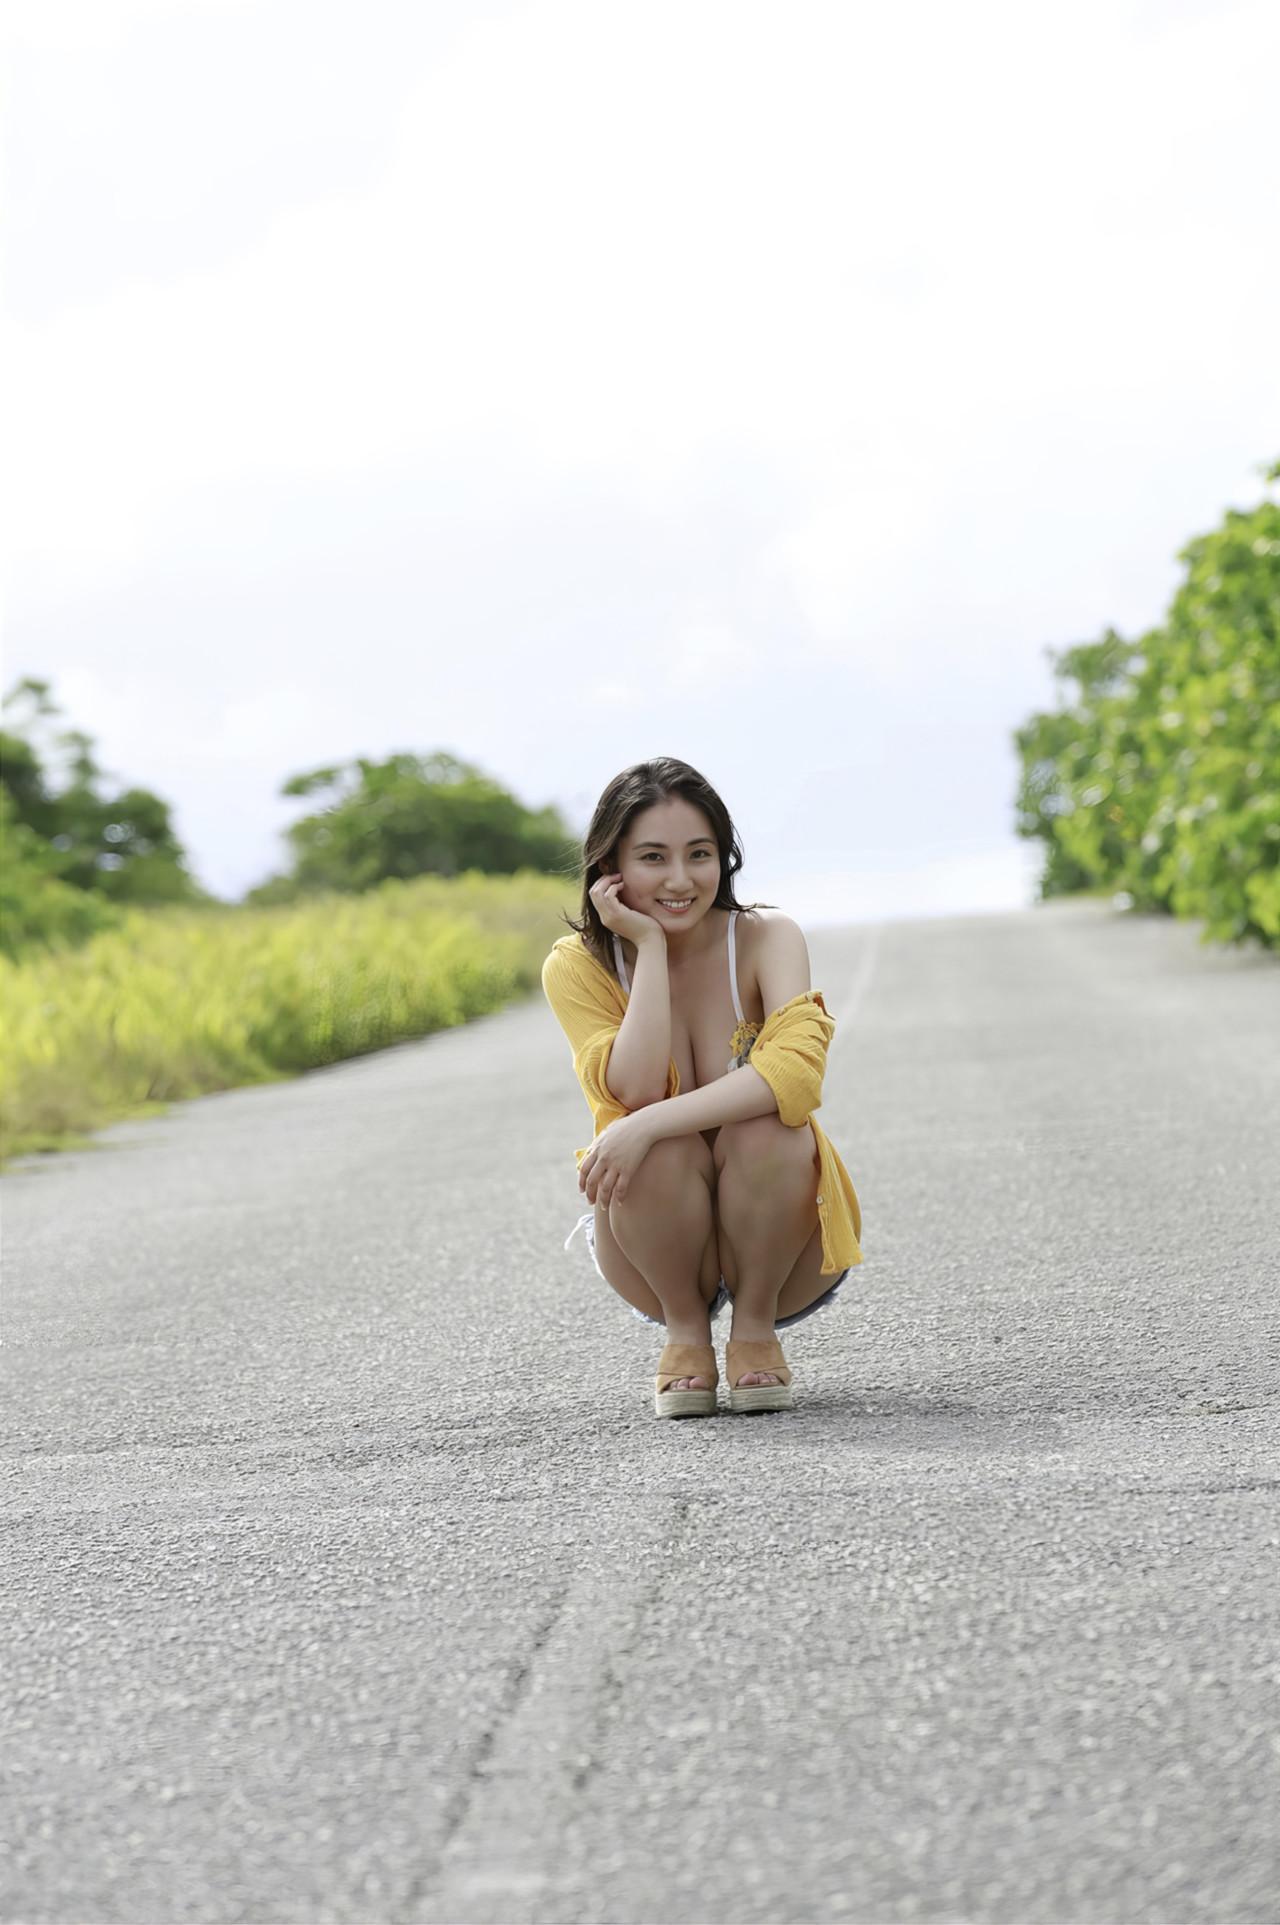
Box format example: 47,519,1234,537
541,757,864,1418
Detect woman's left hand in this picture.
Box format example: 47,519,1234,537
578,1113,659,1208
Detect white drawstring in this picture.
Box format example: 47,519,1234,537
563,1208,594,1250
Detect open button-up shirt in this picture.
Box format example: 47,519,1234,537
542,935,863,1277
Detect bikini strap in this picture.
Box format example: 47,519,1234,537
727,909,745,1025
616,915,744,1017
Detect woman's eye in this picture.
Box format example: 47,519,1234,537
643,850,712,861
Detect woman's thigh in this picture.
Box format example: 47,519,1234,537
714,1124,835,1320
592,1132,721,1318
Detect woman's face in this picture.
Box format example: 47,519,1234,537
614,796,720,932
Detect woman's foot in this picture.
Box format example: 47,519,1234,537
725,1330,793,1414
728,1320,784,1386
663,1322,713,1391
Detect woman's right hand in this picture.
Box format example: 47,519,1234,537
590,872,668,946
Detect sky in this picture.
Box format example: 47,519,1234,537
4,0,1277,928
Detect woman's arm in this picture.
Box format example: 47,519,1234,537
604,931,673,1111
644,917,821,1140
644,1063,779,1139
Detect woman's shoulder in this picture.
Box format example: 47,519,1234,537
546,929,598,955
545,932,594,971
543,931,618,992
734,903,802,957
736,903,799,929
542,934,583,981
733,906,808,1019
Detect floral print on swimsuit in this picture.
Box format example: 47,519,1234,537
727,1017,763,1073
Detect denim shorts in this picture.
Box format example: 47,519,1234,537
563,1208,851,1330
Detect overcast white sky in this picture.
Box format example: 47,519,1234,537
4,0,1277,926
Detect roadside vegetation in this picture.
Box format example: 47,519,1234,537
1013,456,1279,950
5,456,1275,1162
0,684,573,1166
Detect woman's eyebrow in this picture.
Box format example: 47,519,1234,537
633,838,714,850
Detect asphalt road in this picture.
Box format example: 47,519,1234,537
3,898,1278,1925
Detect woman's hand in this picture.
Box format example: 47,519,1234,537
577,1111,659,1208
590,871,669,948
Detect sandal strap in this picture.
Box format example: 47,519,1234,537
726,1337,792,1387
656,1341,718,1390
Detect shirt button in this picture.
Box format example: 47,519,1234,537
815,1193,824,1204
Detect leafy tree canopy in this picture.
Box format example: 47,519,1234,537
1013,456,1280,947
245,749,575,903
1,678,214,956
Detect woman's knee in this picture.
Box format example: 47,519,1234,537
624,1129,715,1199
598,1133,721,1304
715,1112,817,1185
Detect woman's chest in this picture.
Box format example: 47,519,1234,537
667,921,766,1093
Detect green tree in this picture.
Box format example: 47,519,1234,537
1014,629,1141,899
0,785,123,959
1,678,215,948
1012,458,1280,947
244,750,575,902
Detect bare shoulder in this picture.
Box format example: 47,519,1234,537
740,904,802,926
738,905,806,946
736,907,810,1014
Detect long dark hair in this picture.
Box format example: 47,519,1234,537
558,757,777,978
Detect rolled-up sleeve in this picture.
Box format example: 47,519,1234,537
576,1028,680,1121
744,992,835,1127
542,945,680,1152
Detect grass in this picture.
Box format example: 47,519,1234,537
0,869,575,1168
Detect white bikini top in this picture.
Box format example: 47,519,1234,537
610,907,761,1074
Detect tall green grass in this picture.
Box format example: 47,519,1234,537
0,870,573,1166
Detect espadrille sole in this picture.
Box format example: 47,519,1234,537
725,1336,794,1414
728,1381,795,1413
653,1340,719,1418
654,1385,719,1418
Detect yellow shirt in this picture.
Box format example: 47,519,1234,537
541,933,863,1277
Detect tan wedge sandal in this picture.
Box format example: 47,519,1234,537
726,1336,795,1413
654,1341,719,1418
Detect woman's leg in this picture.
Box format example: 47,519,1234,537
593,1134,721,1387
713,1115,831,1384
